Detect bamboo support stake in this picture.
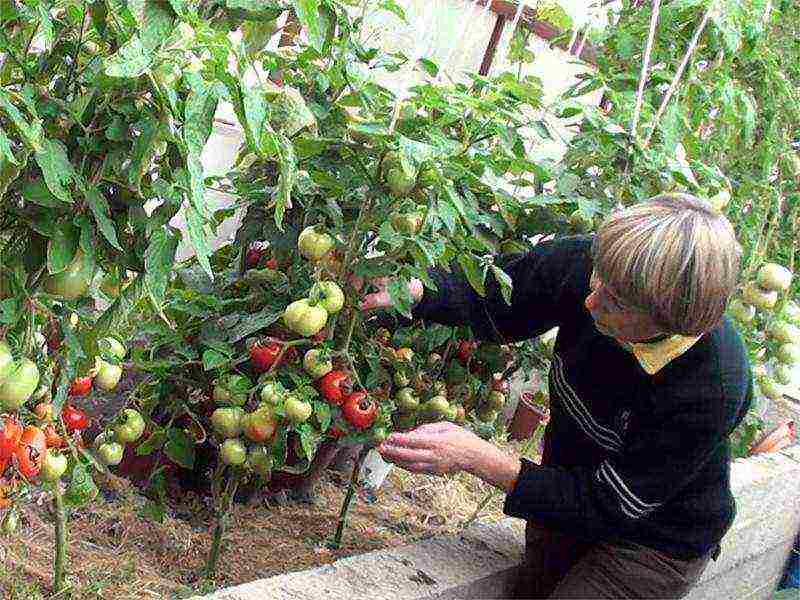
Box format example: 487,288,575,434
643,1,716,148
631,0,662,137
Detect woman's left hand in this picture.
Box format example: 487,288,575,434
377,421,484,475
378,421,523,492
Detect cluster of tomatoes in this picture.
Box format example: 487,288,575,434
385,337,513,434
0,335,146,535
728,262,800,399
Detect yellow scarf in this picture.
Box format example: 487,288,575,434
622,335,701,375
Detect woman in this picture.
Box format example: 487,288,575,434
364,193,752,599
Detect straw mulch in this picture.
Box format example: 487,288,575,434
0,439,538,599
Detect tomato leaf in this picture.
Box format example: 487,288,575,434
202,348,230,371
64,464,100,508
164,428,195,469
291,0,325,53
296,422,321,459
313,400,331,431
0,299,18,325
388,277,415,319
457,254,487,298
491,265,514,306
104,36,153,78
136,429,168,456
144,226,179,313
46,221,80,274
86,185,123,251
35,139,78,204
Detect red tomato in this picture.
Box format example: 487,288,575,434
457,341,477,365
69,376,93,397
264,257,278,270
245,247,264,269
250,343,283,373
0,416,23,460
62,405,90,432
318,371,352,406
342,392,377,430
14,426,46,479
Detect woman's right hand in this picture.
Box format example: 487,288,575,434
359,277,424,311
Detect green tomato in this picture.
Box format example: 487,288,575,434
0,342,14,385
395,387,419,412
728,299,755,323
211,407,244,438
568,209,592,233
385,167,416,197
1,509,19,535
782,301,800,325
220,438,247,466
742,282,778,311
284,397,312,424
417,167,439,188
393,412,417,430
757,263,792,292
41,449,68,481
371,426,390,445
297,226,334,261
423,396,449,419
486,390,506,411
247,445,273,478
768,321,800,344
776,343,800,366
95,359,123,392
303,349,333,380
100,337,127,360
43,250,94,300
0,359,40,411
98,442,124,466
774,364,793,386
709,189,730,212
394,371,410,387
260,382,283,405
391,211,424,235
283,299,328,337
759,377,784,400
114,409,145,444
311,281,345,314
477,406,498,423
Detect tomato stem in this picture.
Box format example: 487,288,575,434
205,468,241,579
329,445,369,550
52,481,68,594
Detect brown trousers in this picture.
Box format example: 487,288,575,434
509,522,711,599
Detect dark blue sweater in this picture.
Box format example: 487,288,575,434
413,236,752,559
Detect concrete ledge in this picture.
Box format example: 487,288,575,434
199,446,800,600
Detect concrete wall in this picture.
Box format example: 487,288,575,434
197,445,800,600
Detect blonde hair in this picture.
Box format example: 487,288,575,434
592,193,741,336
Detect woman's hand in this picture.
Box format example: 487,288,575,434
359,277,424,311
378,422,522,492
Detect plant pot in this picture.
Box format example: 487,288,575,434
750,420,796,455
509,391,548,442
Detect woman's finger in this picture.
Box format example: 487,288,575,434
360,291,391,311
378,443,434,464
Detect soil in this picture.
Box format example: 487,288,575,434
0,453,520,599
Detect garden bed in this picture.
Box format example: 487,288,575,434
0,444,522,599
